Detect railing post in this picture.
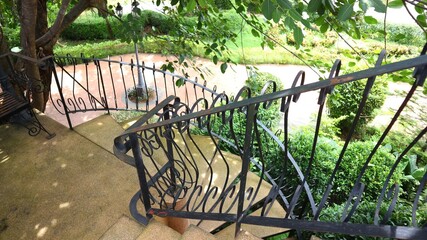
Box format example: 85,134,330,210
235,104,256,237
129,132,153,220
95,60,110,114
50,58,73,130
163,104,176,191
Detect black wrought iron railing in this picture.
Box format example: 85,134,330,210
2,47,426,238
50,54,220,129
113,48,427,239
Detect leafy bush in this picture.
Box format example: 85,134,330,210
244,70,283,128
62,11,172,41
337,140,400,202
286,129,340,202
317,200,427,239
361,23,425,47
54,40,134,58
143,10,173,34
214,0,233,9
61,15,121,40
327,78,388,138
245,71,284,95
3,27,20,47
288,130,402,203
218,11,244,33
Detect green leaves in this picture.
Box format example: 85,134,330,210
175,78,185,87
337,3,354,21
262,0,274,20
307,0,322,13
251,29,260,37
320,23,329,33
388,0,404,8
186,0,196,12
417,14,427,27
293,27,304,49
220,62,228,73
277,0,292,9
364,16,378,25
366,0,387,13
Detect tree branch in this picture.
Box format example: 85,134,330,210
35,0,107,48
35,0,71,48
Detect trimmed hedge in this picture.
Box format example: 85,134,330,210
61,16,121,40
61,10,173,41
327,78,388,138
288,129,402,203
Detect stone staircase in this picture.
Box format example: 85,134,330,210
99,215,262,240
78,114,289,239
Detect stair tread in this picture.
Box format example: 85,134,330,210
75,114,124,154
136,219,181,240
181,224,217,240
99,215,144,240
235,230,262,240
136,131,288,238
161,133,287,236
214,201,290,239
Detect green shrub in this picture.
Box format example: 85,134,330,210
219,11,243,33
327,78,388,138
214,0,233,9
288,130,402,203
287,129,340,202
337,140,400,202
317,200,427,239
245,71,284,95
3,26,20,47
143,10,173,34
244,70,283,128
54,40,134,59
361,23,425,47
61,11,172,41
61,15,122,40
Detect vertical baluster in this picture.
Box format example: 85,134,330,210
141,61,149,111
315,52,386,220
119,59,128,110
96,59,110,113
163,104,176,192
108,57,118,109
194,77,198,112
235,103,256,237
51,58,73,129
164,72,169,97
129,132,153,222
152,63,159,105
130,59,139,110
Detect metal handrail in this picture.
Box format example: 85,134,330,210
113,50,427,239
116,54,427,135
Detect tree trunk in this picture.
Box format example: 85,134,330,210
20,0,45,111
18,0,109,112
36,0,53,110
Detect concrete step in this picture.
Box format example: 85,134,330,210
189,135,288,237
99,215,144,240
112,119,289,239
214,201,289,239
181,224,217,240
74,114,124,154
236,230,262,240
136,219,181,240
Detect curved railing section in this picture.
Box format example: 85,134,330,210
113,48,427,239
49,54,220,129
